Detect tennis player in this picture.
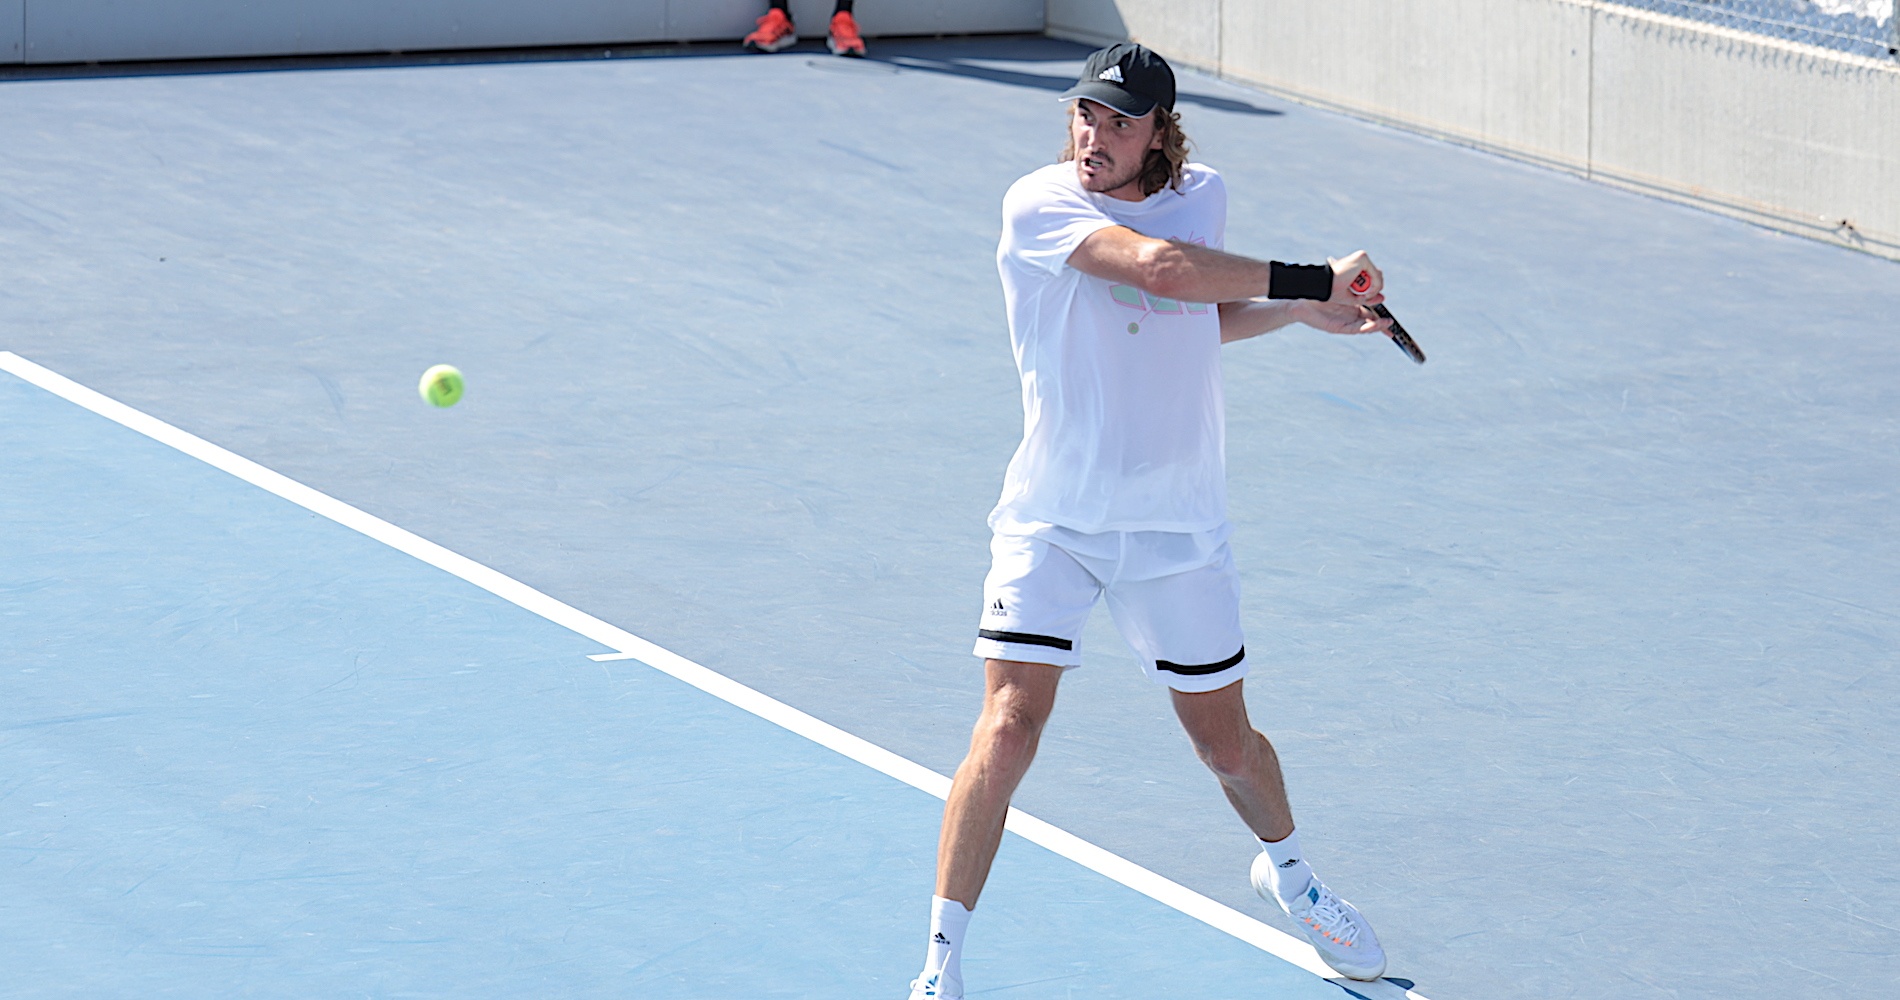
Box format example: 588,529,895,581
906,43,1396,999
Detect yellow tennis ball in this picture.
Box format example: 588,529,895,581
419,364,464,407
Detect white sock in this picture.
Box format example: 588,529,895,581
922,895,971,993
1259,830,1316,908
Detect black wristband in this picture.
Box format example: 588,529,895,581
1267,261,1332,301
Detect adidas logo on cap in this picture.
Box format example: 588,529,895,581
1098,65,1124,83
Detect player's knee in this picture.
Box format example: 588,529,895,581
1191,733,1256,780
974,704,1046,765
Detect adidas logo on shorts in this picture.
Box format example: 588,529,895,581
988,598,1007,617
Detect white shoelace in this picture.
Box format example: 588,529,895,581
1299,884,1362,947
909,950,958,999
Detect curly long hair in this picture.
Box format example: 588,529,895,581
1060,105,1192,198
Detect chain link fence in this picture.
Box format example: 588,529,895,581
1606,0,1899,59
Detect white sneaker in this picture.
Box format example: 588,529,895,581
906,969,961,999
1250,852,1386,981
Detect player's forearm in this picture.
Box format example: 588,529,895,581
1070,228,1382,307
1142,240,1275,305
1218,299,1300,343
1140,241,1364,310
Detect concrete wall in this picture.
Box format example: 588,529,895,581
1047,0,1900,259
3,0,21,62
8,0,1044,64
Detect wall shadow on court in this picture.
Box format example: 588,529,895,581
875,53,1284,119
1,33,1282,121
0,33,1061,85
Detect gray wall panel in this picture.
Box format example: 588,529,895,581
1050,0,1900,259
662,0,766,42
23,1,666,62
21,0,1044,63
3,0,21,63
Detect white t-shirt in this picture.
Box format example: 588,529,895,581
989,160,1229,535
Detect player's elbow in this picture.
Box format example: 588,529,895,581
1133,241,1194,301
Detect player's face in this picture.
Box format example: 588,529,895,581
1069,100,1162,201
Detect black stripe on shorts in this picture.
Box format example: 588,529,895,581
977,629,1074,652
1156,646,1245,676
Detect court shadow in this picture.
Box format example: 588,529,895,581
877,53,1284,118
3,34,1280,120
1327,976,1420,1000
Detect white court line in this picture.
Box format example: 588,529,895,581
1,351,1425,1000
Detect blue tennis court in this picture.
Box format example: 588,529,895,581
2,353,1371,997
4,35,1898,1000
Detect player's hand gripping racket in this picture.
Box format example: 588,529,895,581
1350,271,1426,365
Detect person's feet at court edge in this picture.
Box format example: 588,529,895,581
1251,830,1386,981
906,839,1386,998
907,41,1399,998
741,0,865,57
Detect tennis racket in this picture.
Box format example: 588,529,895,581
1350,271,1425,365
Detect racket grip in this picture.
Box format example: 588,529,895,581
1349,271,1372,295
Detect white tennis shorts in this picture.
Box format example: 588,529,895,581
972,524,1248,694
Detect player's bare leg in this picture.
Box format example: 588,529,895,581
937,659,1064,905
1173,678,1388,981
908,659,1061,999
1170,678,1295,841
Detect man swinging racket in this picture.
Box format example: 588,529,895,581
905,44,1403,999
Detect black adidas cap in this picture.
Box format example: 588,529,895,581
1057,43,1176,118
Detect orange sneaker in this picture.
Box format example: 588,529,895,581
827,11,866,57
743,8,797,53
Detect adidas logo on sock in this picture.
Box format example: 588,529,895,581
1279,857,1301,868
932,931,951,945
987,599,1006,616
